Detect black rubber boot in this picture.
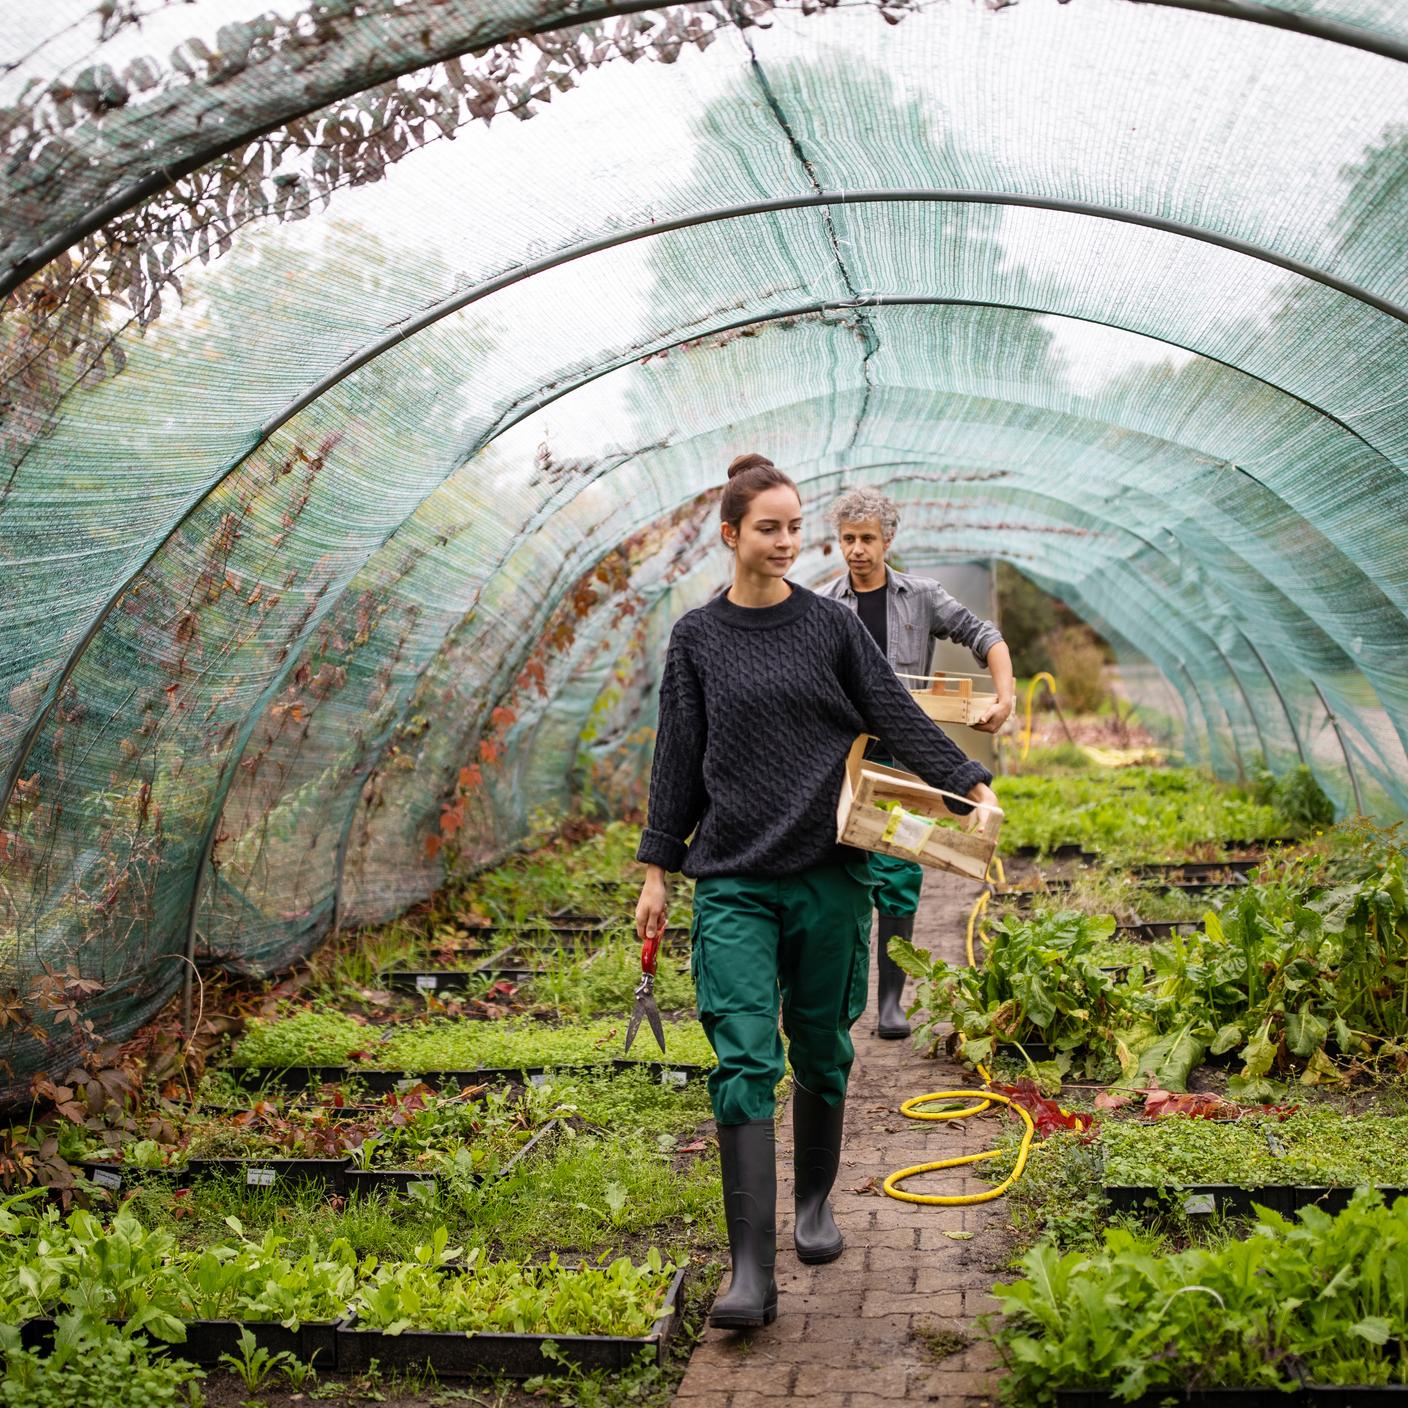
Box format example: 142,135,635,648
792,1081,846,1264
709,1120,778,1330
876,913,915,1039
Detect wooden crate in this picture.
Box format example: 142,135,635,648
836,735,1002,882
907,671,998,727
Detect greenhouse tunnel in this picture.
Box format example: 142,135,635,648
1,0,1406,1097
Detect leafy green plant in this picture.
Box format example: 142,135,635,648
892,910,1154,1087
1099,1110,1408,1188
995,766,1289,861
373,1015,715,1074
518,942,696,1018
217,1326,297,1392
353,1247,679,1338
989,1190,1408,1401
228,1007,373,1069
0,1317,203,1408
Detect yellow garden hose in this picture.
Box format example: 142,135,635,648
882,1078,1036,1206
1019,671,1059,761
882,882,1078,1207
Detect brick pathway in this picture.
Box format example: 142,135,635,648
675,872,1004,1407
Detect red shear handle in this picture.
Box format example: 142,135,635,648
640,931,661,976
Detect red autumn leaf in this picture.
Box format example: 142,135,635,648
490,706,517,731
992,1081,1096,1137
479,738,500,764
1094,1090,1133,1112
424,834,442,859
458,765,482,791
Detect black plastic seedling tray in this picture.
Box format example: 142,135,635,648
1057,1388,1408,1407
1132,859,1261,881
1008,844,1098,862
16,1317,338,1368
1116,920,1204,941
234,1060,708,1095
1106,1183,1408,1219
334,1266,687,1378
74,1156,347,1192
169,1318,339,1368
343,1120,560,1198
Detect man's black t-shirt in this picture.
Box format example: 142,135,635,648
853,576,888,658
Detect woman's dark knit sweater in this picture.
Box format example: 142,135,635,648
636,584,993,877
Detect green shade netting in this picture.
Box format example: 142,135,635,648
0,0,1405,1094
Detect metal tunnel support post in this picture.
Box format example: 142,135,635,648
1237,631,1309,766
1310,678,1366,816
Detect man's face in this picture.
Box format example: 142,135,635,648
837,516,890,577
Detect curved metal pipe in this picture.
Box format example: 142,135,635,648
1238,630,1310,765
11,219,1398,827
1130,0,1408,64
1310,677,1367,815
1211,639,1271,763
4,0,1403,303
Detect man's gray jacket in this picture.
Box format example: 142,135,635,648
814,565,1003,681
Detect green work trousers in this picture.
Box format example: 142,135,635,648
690,863,873,1126
868,850,924,917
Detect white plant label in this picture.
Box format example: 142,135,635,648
661,1070,688,1088
246,1167,277,1188
415,974,438,991
91,1167,122,1190
1183,1192,1216,1216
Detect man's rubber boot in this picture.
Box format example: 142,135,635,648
709,1120,779,1329
876,913,915,1039
792,1081,846,1264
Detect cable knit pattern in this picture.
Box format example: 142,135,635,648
637,584,992,877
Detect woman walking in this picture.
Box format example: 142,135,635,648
635,453,997,1330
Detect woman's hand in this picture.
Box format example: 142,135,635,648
636,865,670,942
964,780,1000,832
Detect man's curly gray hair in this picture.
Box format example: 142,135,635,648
826,487,900,541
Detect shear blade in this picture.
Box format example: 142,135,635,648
644,999,666,1055
624,1000,649,1055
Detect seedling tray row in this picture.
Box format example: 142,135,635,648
230,1059,709,1095
73,1121,561,1196
334,1266,688,1378
1105,1183,1408,1219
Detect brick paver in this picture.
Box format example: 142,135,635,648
673,872,1004,1405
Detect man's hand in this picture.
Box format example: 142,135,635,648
636,865,670,942
972,695,1015,734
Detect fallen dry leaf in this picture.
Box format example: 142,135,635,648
849,1176,881,1196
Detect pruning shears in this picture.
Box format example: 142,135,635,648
624,930,666,1056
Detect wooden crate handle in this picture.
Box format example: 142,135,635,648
928,672,972,700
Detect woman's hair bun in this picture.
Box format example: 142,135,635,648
726,452,776,481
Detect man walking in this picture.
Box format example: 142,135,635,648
816,487,1014,1037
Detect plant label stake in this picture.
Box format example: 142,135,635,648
625,932,666,1056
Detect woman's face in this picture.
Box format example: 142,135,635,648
725,484,803,578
